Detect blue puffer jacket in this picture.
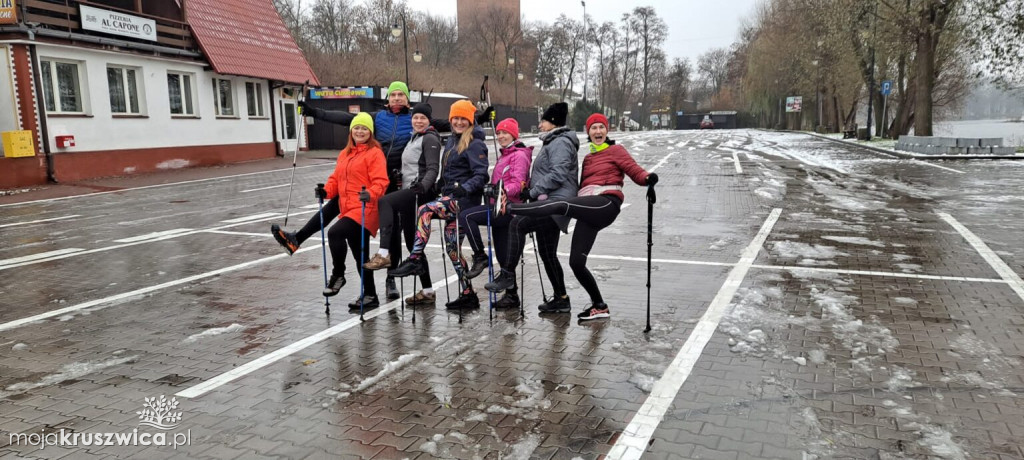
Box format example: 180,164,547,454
438,125,489,208
374,110,412,166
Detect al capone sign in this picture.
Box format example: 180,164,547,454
0,0,17,25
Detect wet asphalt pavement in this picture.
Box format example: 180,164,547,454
1,129,1022,459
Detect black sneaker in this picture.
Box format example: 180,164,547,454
385,276,400,300
538,295,571,314
271,224,300,255
466,253,490,279
493,291,520,309
388,257,426,277
348,295,379,311
322,274,346,297
445,290,480,310
484,270,516,293
577,302,610,320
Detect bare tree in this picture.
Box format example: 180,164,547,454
697,48,730,97
629,7,667,127
307,0,360,54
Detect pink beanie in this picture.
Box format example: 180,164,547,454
495,118,520,140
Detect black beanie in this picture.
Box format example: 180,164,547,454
411,103,432,119
541,102,568,127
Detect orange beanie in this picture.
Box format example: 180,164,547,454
448,100,477,125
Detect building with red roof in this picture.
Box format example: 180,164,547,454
0,0,318,188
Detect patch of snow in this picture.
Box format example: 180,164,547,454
892,297,918,306
807,349,827,364
183,323,245,343
353,352,422,392
821,236,886,247
156,159,190,169
1,355,138,398
11,343,29,351
505,433,541,460
628,372,656,393
885,366,918,392
772,241,847,260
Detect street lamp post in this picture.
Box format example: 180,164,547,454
391,13,420,89
581,1,588,102
812,59,819,131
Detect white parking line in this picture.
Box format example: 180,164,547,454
649,152,675,172
220,212,281,224
939,212,1024,303
731,151,742,173
608,208,782,460
0,215,81,228
751,264,1006,283
176,271,461,399
0,248,308,333
0,210,314,271
113,228,194,243
0,248,85,267
915,161,964,174
204,230,269,238
240,184,290,193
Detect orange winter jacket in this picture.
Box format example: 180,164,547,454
324,143,390,236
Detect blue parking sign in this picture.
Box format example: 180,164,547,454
881,80,893,96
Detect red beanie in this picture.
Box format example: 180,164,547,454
586,113,609,132
495,118,520,139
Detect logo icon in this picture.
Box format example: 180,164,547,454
143,24,153,35
137,395,183,430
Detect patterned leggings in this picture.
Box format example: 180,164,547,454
411,196,470,290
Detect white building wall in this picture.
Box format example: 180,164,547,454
0,45,19,134
33,44,275,153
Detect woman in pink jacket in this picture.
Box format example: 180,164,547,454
501,113,657,321
457,118,532,309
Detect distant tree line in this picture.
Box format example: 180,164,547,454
272,0,691,129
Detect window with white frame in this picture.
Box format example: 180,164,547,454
167,71,196,116
107,65,143,115
39,59,85,114
212,77,235,117
245,82,265,117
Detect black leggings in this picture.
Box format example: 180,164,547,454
505,215,566,297
458,205,513,268
327,217,376,298
509,195,622,304
378,188,434,286
296,196,340,245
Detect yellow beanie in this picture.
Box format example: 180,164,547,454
350,112,374,134
448,100,477,125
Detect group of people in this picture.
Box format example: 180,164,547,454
271,81,657,321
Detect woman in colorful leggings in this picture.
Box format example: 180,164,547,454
388,100,489,310
504,113,657,321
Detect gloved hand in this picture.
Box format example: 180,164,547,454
476,106,495,125
314,184,327,199
483,184,496,200
358,189,371,203
410,181,424,195
451,185,467,198
647,173,659,186
298,100,314,115
520,188,532,202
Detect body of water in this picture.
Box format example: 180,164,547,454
933,119,1024,146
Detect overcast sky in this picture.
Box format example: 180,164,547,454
405,0,761,65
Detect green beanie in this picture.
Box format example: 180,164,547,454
350,112,374,134
387,81,410,100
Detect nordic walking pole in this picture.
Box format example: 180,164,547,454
454,183,464,324
411,193,419,324
440,220,451,306
485,185,495,320
317,183,330,315
520,253,525,317
283,80,310,227
645,183,657,334
360,186,368,321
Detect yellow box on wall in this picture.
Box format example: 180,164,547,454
2,130,36,158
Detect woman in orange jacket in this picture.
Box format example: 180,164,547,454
321,113,390,310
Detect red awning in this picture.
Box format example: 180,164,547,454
185,0,319,86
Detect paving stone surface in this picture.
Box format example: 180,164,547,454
1,130,1022,459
